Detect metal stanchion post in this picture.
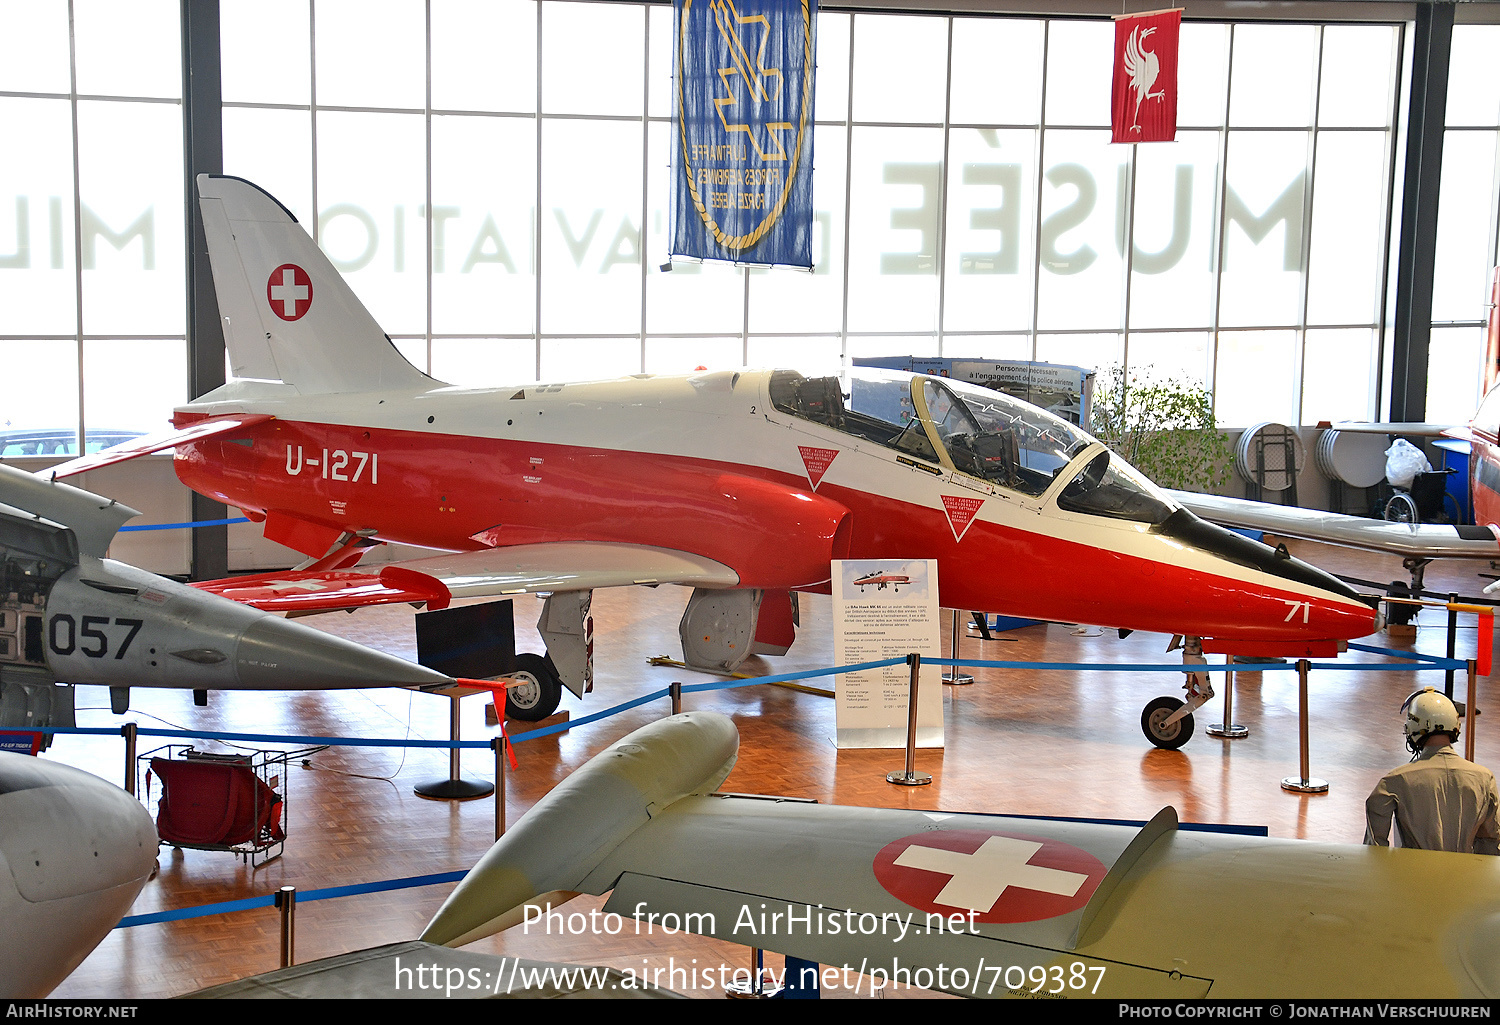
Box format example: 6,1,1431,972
275,885,296,968
670,681,683,715
492,736,506,840
1208,668,1248,739
415,692,493,800
1446,594,1459,698
121,722,137,796
945,609,973,685
1466,659,1478,763
727,947,781,998
887,653,932,786
1281,659,1328,793
449,695,461,780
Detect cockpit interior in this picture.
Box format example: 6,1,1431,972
769,368,1178,526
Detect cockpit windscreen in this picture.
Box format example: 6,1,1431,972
768,368,1180,523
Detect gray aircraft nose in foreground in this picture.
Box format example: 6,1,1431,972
0,462,454,737
0,752,158,997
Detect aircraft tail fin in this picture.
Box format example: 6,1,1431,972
195,174,436,395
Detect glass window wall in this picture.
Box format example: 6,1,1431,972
216,3,1407,428
7,2,1475,445
0,1,186,450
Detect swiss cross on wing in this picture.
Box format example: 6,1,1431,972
1111,9,1182,144
872,829,1107,924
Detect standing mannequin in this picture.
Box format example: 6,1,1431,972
1365,688,1500,855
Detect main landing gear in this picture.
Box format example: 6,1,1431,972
504,591,593,722
504,652,564,722
1141,636,1213,750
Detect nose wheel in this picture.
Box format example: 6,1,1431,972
1142,696,1194,750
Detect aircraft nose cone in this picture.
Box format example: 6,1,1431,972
0,755,157,997
421,712,739,948
233,616,454,690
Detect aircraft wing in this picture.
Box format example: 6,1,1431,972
1313,421,1460,437
185,941,679,999
1167,489,1500,561
39,413,276,480
587,797,1206,997
195,542,740,612
418,711,1500,999
192,569,449,612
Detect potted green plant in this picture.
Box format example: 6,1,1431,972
1089,365,1232,494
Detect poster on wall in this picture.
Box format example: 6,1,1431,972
832,559,944,749
852,356,1096,428
1110,8,1181,144
948,361,1095,428
671,0,816,267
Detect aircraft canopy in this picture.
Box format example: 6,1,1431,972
769,368,1177,525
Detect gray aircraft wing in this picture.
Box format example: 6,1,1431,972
415,711,1500,1000
1310,422,1463,437
589,796,1204,998
1166,489,1500,561
185,941,680,999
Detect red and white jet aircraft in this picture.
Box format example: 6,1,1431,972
853,570,912,593
49,176,1381,733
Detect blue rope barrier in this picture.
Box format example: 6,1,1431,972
489,657,908,742
21,725,478,748
97,646,1457,935
24,650,1467,752
677,656,911,695
1347,642,1467,666
923,658,1236,672
114,806,1270,931
924,654,1469,672
511,688,672,743
120,894,276,925
118,517,250,532
118,870,467,928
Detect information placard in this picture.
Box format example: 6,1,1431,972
832,559,944,749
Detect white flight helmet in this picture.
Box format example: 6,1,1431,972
1401,687,1461,754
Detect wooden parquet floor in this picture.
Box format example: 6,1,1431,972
46,540,1500,999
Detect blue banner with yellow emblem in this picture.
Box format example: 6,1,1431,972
672,0,815,268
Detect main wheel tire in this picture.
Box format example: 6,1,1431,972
1443,491,1462,524
1385,492,1418,524
505,652,563,722
1142,696,1194,750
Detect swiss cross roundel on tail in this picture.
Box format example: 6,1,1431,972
873,829,1107,924
266,264,313,321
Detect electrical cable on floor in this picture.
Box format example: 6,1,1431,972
76,706,330,760
303,685,421,788
298,758,404,794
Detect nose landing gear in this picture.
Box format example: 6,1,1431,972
1141,636,1214,750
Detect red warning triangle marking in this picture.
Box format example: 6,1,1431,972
941,494,985,542
798,446,839,490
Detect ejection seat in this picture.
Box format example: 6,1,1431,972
948,429,1020,487
144,747,287,866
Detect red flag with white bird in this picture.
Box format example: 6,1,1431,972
1111,9,1182,144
